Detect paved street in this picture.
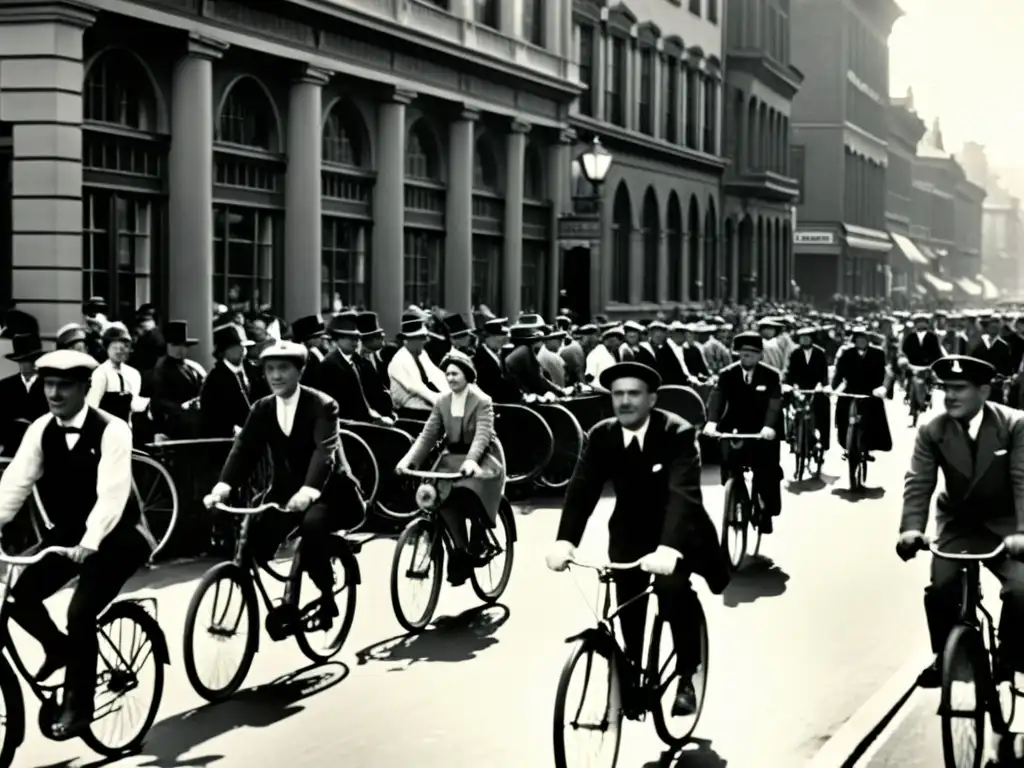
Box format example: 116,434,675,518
14,398,930,768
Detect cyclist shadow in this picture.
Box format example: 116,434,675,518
785,471,838,495
354,603,510,669
830,484,885,502
641,737,728,767
722,555,789,608
132,662,347,767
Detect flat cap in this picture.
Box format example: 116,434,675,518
601,325,626,339
36,349,98,380
931,355,996,386
598,361,662,392
259,340,308,365
733,331,763,353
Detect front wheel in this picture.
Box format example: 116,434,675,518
553,637,624,768
649,601,709,747
183,562,260,702
0,655,25,767
846,424,864,492
792,418,806,482
390,518,443,632
295,536,360,664
720,478,747,571
940,625,989,768
470,503,515,604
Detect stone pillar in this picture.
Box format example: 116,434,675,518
445,108,477,319
650,49,662,139
546,129,573,317
0,1,94,342
656,228,669,303
502,119,529,318
168,34,227,367
729,225,740,303
625,38,636,130
284,66,331,322
594,31,607,120
628,231,643,304
371,89,413,337
695,71,707,153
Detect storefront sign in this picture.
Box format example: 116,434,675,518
558,214,601,241
794,231,835,245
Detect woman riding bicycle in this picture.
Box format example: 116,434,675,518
395,350,507,586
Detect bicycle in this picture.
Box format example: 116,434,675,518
905,364,932,427
552,558,708,768
832,392,875,493
787,389,824,482
182,501,360,702
0,545,169,764
709,432,766,571
390,469,516,632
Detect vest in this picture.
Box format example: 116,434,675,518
36,408,140,539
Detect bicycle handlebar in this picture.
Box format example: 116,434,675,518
0,546,76,566
929,542,1006,561
789,388,822,395
709,433,764,440
397,468,499,480
213,502,285,515
567,557,644,572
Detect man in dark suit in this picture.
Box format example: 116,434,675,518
318,313,392,424
200,324,255,438
0,333,47,455
472,317,519,403
291,315,329,388
546,362,729,718
783,327,831,452
704,332,784,533
204,341,364,631
966,314,1013,405
504,324,566,398
633,319,666,371
897,355,1024,696
150,321,205,439
356,312,395,418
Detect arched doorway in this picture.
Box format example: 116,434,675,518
641,187,659,302
723,217,736,301
667,192,683,301
687,195,701,301
611,183,632,303
704,198,718,299
738,215,754,302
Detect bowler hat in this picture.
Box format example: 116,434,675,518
292,315,327,343
356,312,384,337
518,313,546,328
164,320,198,346
1,308,39,339
101,322,132,346
599,361,662,392
213,323,253,350
443,314,473,337
397,320,429,340
328,312,361,338
509,324,543,344
5,333,43,362
480,317,510,336
931,355,996,387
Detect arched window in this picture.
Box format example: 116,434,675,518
667,193,683,301
687,196,701,300
323,101,365,167
404,119,445,306
405,122,440,181
641,188,659,302
472,136,502,309
611,183,632,302
218,78,277,150
84,49,156,130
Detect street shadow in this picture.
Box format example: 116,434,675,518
130,662,346,767
354,603,510,669
640,738,728,767
722,555,789,608
784,471,838,495
830,484,886,502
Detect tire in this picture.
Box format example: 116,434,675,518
846,421,861,492
0,656,24,768
131,453,180,561
390,519,443,632
81,601,166,757
183,562,260,702
470,503,515,604
792,418,806,482
940,625,988,768
295,537,359,664
649,600,709,747
720,478,747,571
552,637,623,768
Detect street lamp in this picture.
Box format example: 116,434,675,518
578,137,614,186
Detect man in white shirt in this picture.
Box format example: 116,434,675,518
388,319,448,417
585,326,626,392
0,350,150,737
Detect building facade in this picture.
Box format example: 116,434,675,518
563,0,725,320
884,91,928,305
0,0,581,363
788,0,901,307
721,0,802,303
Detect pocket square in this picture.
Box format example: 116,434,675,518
756,385,767,392
652,463,663,473
995,449,1008,457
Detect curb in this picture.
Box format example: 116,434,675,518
807,652,930,768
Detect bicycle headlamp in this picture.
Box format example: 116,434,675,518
415,483,439,510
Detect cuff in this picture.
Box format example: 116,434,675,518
656,545,682,560
78,528,105,552
213,482,232,497
299,486,322,503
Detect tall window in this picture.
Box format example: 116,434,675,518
522,0,543,45
83,50,155,131
639,49,654,135
606,37,626,127
707,0,718,23
685,67,699,149
322,219,368,312
611,184,631,302
83,192,154,323
404,122,445,307
213,205,276,311
578,25,595,117
662,57,679,142
703,76,717,154
404,230,443,306
218,79,274,149
475,0,498,29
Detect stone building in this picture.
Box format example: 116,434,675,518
884,90,929,304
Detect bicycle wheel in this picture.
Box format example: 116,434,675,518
390,518,443,632
131,453,179,560
0,657,24,767
81,601,166,757
553,636,623,768
909,392,920,427
940,624,989,768
649,600,708,747
846,424,861,492
183,562,260,702
470,503,515,604
720,478,747,571
295,537,359,664
792,418,806,482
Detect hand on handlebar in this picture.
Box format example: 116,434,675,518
896,530,930,561
64,545,96,564
871,386,888,398
203,487,229,510
639,546,681,576
546,540,577,572
1005,533,1024,557
781,384,793,394
702,421,719,437
459,459,482,478
758,426,776,441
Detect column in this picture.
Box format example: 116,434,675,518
445,108,477,319
283,66,331,322
626,38,637,130
650,50,662,139
168,34,227,367
502,119,529,318
544,0,563,56
628,230,643,304
594,30,607,120
546,129,573,317
656,228,669,303
729,226,740,302
371,89,414,337
0,1,94,342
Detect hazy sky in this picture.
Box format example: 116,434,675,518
889,0,1021,165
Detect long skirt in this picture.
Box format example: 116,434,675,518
835,395,892,452
433,450,506,525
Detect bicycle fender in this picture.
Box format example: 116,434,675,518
101,600,171,666
500,498,518,542
0,654,24,749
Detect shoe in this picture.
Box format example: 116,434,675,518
918,657,941,688
34,644,68,683
760,516,773,534
51,697,93,739
670,678,697,717
446,551,471,587
312,596,340,631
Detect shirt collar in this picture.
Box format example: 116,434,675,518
623,416,651,447
223,360,245,374
277,388,301,408
57,405,88,429
967,407,985,439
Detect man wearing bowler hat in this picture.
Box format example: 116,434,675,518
443,313,476,355
150,321,206,440
201,324,256,438
356,312,394,419
291,315,330,387
472,317,519,403
318,312,393,425
0,333,47,456
505,322,568,399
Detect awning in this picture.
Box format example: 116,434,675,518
889,232,929,265
955,277,982,297
914,284,928,295
922,272,953,292
977,274,1001,300
846,234,893,252
915,243,939,262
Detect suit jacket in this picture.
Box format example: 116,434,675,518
220,386,357,505
784,345,829,389
900,330,945,367
505,344,562,396
0,373,47,455
556,409,730,594
560,341,587,386
902,402,1024,542
967,336,1013,376
400,386,506,469
150,355,205,438
358,350,394,416
200,361,253,438
831,344,888,394
706,362,783,435
683,344,709,377
317,348,379,423
301,348,323,389
130,327,165,390
656,343,689,386
634,342,659,372
473,345,519,403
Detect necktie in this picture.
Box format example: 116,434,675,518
59,425,81,434
413,354,440,393
625,435,642,459
959,420,978,466
116,370,126,393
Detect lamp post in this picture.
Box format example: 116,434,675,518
577,137,614,315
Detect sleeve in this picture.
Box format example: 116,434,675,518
705,373,726,423
466,399,495,464
218,400,265,489
0,417,46,528
86,367,106,408
830,349,846,389
303,396,342,492
400,400,444,469
901,424,939,534
79,419,134,550
389,352,436,403
782,349,797,385
763,371,783,429
556,425,609,546
1010,418,1024,533
659,423,707,553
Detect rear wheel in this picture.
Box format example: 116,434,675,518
0,656,24,767
720,478,747,571
553,637,623,768
649,602,708,747
846,422,862,492
940,625,988,768
470,504,515,604
131,453,179,560
390,518,443,632
295,537,359,664
792,418,806,482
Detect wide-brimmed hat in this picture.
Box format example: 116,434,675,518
599,362,662,392
164,320,198,346
36,349,97,381
443,313,473,338
6,333,43,362
397,319,430,340
517,313,546,328
733,332,763,353
623,320,645,334
56,323,88,349
509,324,543,344
327,312,360,338
480,317,510,337
291,315,328,343
213,323,253,350
101,322,132,346
601,325,625,340
356,312,384,337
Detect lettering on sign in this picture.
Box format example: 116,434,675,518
794,231,835,245
558,215,601,241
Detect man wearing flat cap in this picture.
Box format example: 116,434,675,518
547,361,729,718
966,314,1013,405
898,355,1024,693
705,332,785,533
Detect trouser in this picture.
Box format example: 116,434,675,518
614,566,702,679
250,503,337,599
10,525,149,708
924,532,1024,670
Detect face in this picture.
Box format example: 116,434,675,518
914,319,929,332
452,334,471,350
445,364,468,392
405,337,426,355
248,320,268,343
760,327,777,339
263,359,302,396
363,334,384,352
44,377,89,419
611,377,657,430
107,339,130,363
798,335,812,347
651,329,668,345
166,343,188,360
942,381,987,420
223,344,245,365
854,335,869,350
625,330,640,346
737,349,761,368
18,361,35,376
336,335,358,354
